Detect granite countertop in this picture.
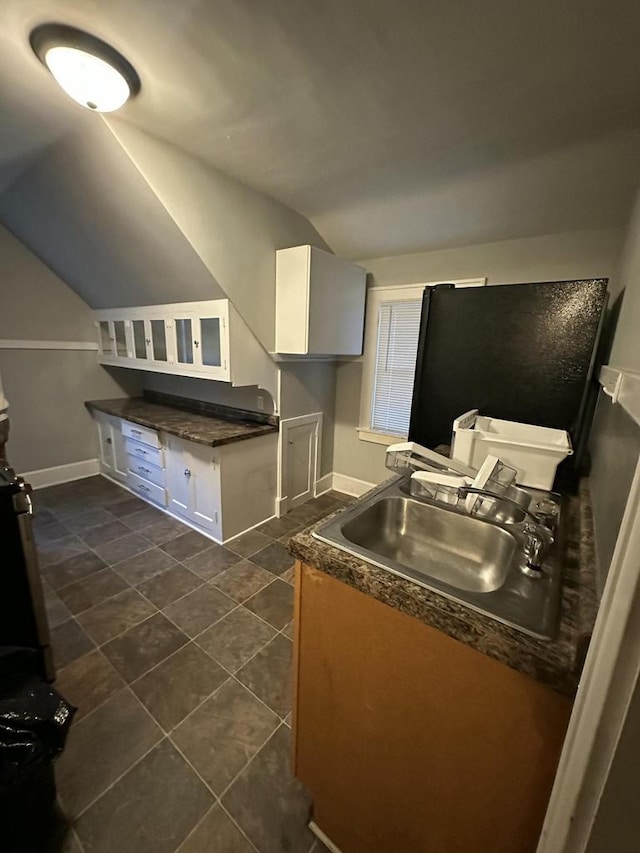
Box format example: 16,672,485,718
289,479,598,697
86,397,278,448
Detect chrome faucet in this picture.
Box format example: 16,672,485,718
456,486,554,575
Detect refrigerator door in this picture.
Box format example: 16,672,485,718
408,279,608,459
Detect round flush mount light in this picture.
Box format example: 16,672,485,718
30,24,140,112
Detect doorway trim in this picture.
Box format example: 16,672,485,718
537,416,640,850
277,412,323,517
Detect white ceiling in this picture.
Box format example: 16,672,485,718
1,0,640,258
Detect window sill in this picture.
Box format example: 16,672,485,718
357,427,407,446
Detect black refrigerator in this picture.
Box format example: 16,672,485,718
408,278,608,472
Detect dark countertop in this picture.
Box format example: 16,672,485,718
289,479,598,697
86,397,278,448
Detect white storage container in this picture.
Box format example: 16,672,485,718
451,410,572,491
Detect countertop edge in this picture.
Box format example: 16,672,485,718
85,399,278,448
289,481,597,698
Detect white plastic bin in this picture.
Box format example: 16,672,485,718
451,410,572,490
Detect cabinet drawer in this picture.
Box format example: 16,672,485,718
122,420,160,449
124,437,164,466
127,470,167,506
127,455,166,488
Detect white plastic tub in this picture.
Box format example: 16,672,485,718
451,410,573,490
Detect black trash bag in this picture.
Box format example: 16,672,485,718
0,677,76,792
0,649,76,851
0,647,76,795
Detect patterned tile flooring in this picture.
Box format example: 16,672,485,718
33,475,353,853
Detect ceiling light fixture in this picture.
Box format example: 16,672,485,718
30,23,140,113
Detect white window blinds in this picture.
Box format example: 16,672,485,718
370,299,423,436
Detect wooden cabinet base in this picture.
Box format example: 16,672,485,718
292,563,572,853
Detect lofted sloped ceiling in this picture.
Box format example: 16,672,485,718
1,0,640,260
0,119,227,308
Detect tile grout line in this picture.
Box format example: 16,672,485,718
65,686,169,823
55,567,292,710
214,720,289,807
217,801,263,853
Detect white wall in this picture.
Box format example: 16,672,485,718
333,228,624,486
0,224,140,473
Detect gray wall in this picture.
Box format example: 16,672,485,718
573,182,640,853
107,121,331,352
333,229,624,485
279,362,337,476
0,122,224,310
0,120,336,442
585,664,640,853
0,224,140,473
589,189,640,588
142,372,275,415
588,396,640,592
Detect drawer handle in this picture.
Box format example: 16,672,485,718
138,466,151,474
184,468,191,478
106,437,112,445
137,484,150,493
135,448,147,456
131,429,142,435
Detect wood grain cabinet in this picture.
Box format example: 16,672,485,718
292,563,572,853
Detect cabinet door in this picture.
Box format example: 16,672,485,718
98,321,114,357
193,312,229,380
110,421,128,483
96,416,115,473
131,319,150,362
188,443,221,537
165,435,192,520
150,318,171,365
171,315,196,368
112,320,130,359
285,421,317,509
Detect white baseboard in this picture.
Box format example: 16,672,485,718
314,472,333,496
22,458,101,489
331,472,376,497
309,821,343,853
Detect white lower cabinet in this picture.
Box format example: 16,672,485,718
165,434,222,540
93,414,277,543
95,412,128,484
127,470,167,506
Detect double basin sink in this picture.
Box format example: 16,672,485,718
313,478,563,640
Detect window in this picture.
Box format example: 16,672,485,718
359,279,486,444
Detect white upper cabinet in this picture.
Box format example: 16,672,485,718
94,300,230,382
275,245,367,356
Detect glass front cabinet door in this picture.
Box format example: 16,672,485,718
94,300,230,381
132,319,149,361
98,321,114,357
168,304,229,380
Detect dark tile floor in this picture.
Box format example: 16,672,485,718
33,475,353,853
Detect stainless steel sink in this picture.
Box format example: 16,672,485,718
341,498,515,593
314,478,563,640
